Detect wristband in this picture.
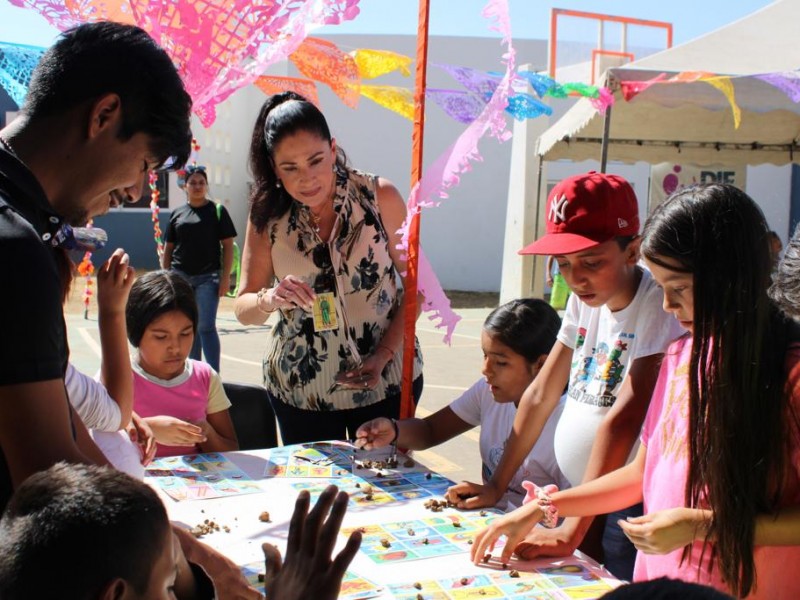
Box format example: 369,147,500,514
389,417,400,444
521,481,560,528
255,288,272,314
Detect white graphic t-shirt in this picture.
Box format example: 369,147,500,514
553,267,684,486
450,379,571,510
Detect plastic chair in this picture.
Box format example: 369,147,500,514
222,382,279,450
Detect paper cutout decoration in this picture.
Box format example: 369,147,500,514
755,70,800,103
9,0,361,126
505,92,552,120
702,76,741,129
359,84,414,120
290,36,360,108
351,48,412,79
254,75,320,106
0,42,44,106
435,62,502,97
426,88,487,124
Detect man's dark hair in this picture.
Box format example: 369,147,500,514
126,269,198,347
24,22,192,169
0,463,169,600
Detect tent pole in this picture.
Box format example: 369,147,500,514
599,103,612,173
399,0,430,420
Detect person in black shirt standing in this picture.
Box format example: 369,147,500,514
163,165,236,372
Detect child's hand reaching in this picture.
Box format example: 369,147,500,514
354,417,395,449
145,415,207,447
445,480,502,509
96,248,135,315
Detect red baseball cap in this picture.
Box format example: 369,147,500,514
518,171,640,256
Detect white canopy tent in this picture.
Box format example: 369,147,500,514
500,0,800,302
537,0,800,166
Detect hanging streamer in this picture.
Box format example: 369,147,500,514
359,84,414,120
701,75,741,129
399,0,516,343
434,62,502,97
755,71,800,103
290,37,361,108
589,87,615,115
505,92,552,120
516,72,557,97
255,75,320,106
545,81,600,99
351,48,412,79
0,42,44,107
149,171,164,260
10,0,361,126
77,218,95,320
426,89,487,124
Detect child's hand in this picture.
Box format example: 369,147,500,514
128,412,157,466
445,480,502,509
471,502,546,565
618,507,708,555
145,416,207,446
96,248,135,316
514,520,580,560
354,417,394,449
262,486,361,600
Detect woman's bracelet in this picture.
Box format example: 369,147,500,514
255,288,273,315
389,417,400,444
377,343,395,362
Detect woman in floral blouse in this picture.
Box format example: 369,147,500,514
235,92,423,444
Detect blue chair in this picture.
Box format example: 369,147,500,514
222,382,279,450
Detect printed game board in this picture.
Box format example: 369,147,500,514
387,564,616,599
262,445,352,478
145,453,263,501
241,562,382,600
340,509,505,564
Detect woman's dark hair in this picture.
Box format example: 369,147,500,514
641,183,797,596
483,298,560,363
247,92,348,232
770,223,800,320
184,166,208,184
126,270,198,347
25,22,192,169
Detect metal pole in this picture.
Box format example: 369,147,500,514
599,102,612,173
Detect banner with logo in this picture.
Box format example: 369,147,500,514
649,163,747,213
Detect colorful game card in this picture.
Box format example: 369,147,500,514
387,564,615,599
145,453,263,501
341,509,505,564
263,445,351,478
241,562,382,600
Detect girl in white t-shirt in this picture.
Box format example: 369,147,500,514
355,298,570,509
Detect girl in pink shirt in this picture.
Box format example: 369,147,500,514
127,270,238,458
471,184,800,598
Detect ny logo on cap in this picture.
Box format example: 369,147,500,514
549,194,568,224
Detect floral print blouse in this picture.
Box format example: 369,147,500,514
263,167,423,411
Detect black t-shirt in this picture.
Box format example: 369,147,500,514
0,147,71,512
166,201,237,276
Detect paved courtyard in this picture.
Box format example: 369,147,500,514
65,296,494,485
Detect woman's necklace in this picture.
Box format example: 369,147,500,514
309,197,334,234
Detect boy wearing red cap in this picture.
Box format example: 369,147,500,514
447,172,683,580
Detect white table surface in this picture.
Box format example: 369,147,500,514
151,446,622,598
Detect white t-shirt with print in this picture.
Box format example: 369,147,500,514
450,378,571,510
553,267,684,486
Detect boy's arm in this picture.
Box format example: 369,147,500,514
0,380,92,489
96,249,135,429
519,352,662,558
477,342,572,507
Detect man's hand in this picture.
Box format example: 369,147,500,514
263,485,361,600
445,480,502,509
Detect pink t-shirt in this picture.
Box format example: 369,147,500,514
637,335,800,598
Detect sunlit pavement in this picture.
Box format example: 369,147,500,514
66,304,493,486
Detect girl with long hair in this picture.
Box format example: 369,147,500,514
471,184,800,598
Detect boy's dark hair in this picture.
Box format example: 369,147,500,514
771,223,800,318
0,463,169,600
483,298,560,363
248,91,348,232
24,22,192,169
601,577,733,599
641,183,798,596
126,269,198,347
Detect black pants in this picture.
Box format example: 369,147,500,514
269,375,424,445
